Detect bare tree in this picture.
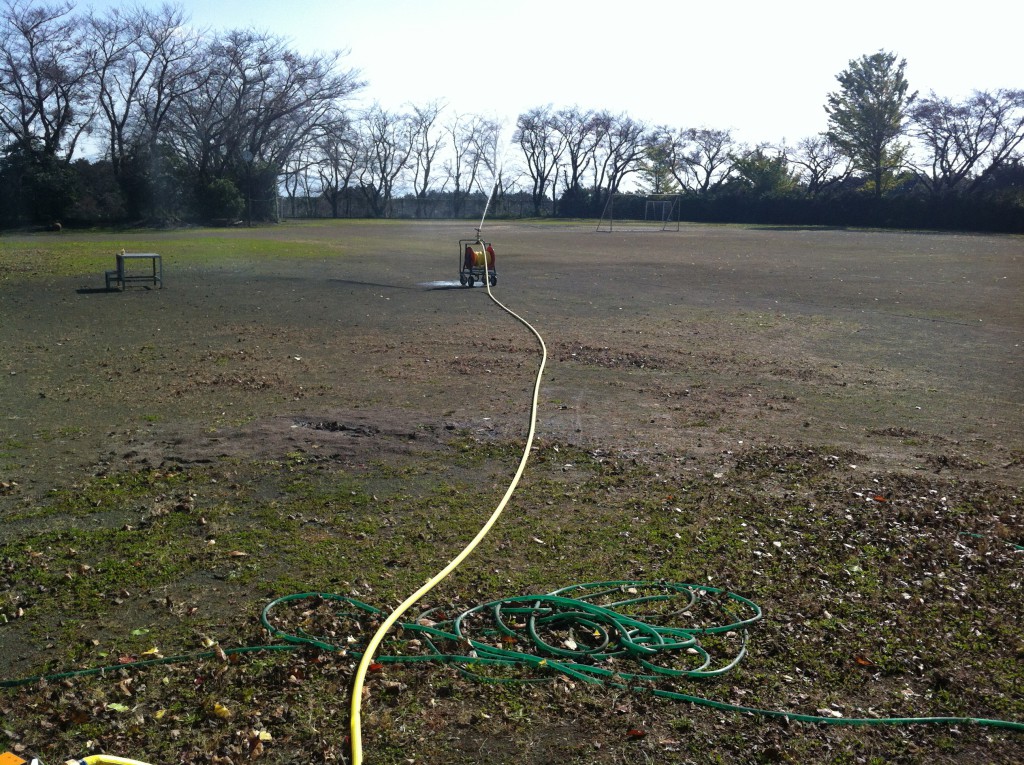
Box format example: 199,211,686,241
224,31,362,171
909,89,1024,196
493,163,527,217
550,105,599,214
473,113,503,187
89,3,202,183
358,103,412,217
168,28,363,218
0,0,95,157
444,112,499,217
133,7,203,157
88,6,140,173
595,113,647,202
586,111,648,213
786,135,853,195
407,99,445,218
671,127,738,193
314,113,358,218
281,144,325,219
280,152,306,217
514,105,565,216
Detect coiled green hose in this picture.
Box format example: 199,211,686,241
259,580,1024,732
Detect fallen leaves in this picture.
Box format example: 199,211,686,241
1,433,1021,765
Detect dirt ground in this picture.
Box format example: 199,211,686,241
1,220,1022,764
3,221,1021,488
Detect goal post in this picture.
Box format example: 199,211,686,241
597,192,681,232
645,199,672,222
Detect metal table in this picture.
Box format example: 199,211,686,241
106,252,163,290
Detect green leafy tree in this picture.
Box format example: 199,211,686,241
730,146,799,196
199,177,244,221
0,138,78,225
825,50,916,199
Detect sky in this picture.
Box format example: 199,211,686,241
89,0,1021,148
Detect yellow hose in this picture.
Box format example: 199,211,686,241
348,255,547,764
70,756,156,765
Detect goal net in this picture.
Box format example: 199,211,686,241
645,200,673,221
596,193,681,232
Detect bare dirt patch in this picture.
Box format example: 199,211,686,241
2,221,1021,489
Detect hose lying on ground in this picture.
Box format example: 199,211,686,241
6,578,1023,737
346,247,548,764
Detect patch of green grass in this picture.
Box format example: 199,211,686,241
10,469,187,522
0,224,360,280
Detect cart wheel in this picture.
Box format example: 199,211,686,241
465,275,474,286
459,273,468,286
489,274,497,287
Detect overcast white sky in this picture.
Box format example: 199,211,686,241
92,0,1021,147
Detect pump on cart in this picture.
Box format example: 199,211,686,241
459,235,497,287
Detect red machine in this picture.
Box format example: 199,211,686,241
459,237,497,287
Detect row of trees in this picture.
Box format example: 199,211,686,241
235,53,1024,232
281,101,506,221
0,0,506,227
0,0,362,226
2,1,1023,232
509,52,1024,230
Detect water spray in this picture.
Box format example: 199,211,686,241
457,126,510,289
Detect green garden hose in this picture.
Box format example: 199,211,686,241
7,577,1022,759
259,581,1024,733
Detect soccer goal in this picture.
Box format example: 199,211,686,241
596,193,681,232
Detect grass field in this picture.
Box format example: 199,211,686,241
1,220,1022,764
